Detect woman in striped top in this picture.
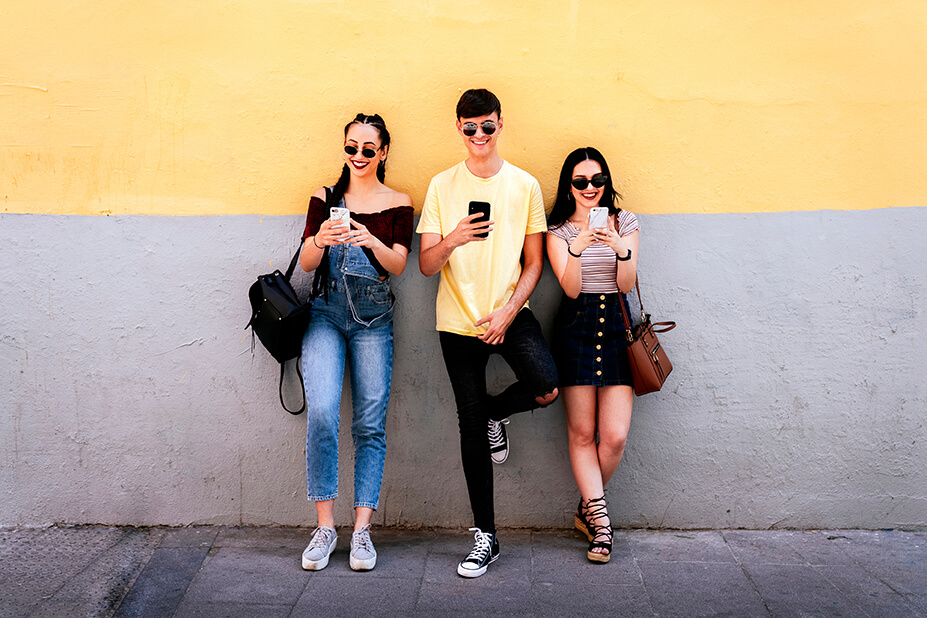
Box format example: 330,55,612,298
546,147,640,563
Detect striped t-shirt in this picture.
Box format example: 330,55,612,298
547,210,640,294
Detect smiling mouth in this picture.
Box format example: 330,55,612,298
581,191,598,199
471,139,489,146
350,160,370,170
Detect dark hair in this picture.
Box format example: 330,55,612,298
330,113,391,206
313,113,391,300
547,147,623,228
456,89,502,120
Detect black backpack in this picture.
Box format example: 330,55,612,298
246,238,312,415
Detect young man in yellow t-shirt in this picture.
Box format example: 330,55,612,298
417,88,560,578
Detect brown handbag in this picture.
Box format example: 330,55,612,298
618,277,676,395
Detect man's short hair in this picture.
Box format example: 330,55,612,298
456,89,502,120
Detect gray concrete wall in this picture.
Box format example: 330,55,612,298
1,208,925,529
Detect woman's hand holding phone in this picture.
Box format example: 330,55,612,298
593,215,626,256
314,213,353,247
345,219,381,249
568,215,597,256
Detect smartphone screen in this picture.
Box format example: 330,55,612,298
588,207,608,230
468,201,491,238
330,207,350,229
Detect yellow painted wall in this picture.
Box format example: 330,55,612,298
2,1,926,216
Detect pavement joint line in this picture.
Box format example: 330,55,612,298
4,526,927,617
36,527,132,612
720,529,774,617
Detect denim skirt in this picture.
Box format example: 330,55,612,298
552,292,634,387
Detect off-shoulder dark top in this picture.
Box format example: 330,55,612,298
302,195,414,275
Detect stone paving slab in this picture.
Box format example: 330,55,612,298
1,525,925,617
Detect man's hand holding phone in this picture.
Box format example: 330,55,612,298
448,201,493,248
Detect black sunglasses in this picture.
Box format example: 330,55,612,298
570,174,609,190
344,145,380,158
461,121,497,137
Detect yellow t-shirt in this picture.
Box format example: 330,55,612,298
417,160,547,336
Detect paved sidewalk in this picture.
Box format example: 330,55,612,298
2,526,926,617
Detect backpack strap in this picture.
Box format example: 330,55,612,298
279,359,306,415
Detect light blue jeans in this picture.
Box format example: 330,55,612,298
302,243,394,509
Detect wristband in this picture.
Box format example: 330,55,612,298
312,236,323,249
616,248,632,262
567,246,582,258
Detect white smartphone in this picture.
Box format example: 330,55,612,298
329,207,350,229
588,207,608,230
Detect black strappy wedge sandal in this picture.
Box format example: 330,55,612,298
582,496,612,563
574,498,591,540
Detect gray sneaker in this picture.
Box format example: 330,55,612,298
302,526,337,570
349,524,377,571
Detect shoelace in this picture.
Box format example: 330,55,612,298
487,419,509,448
352,525,373,553
309,527,334,550
464,527,492,563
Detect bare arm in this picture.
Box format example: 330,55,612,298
299,188,350,272
595,217,639,293
475,232,544,345
347,218,409,276
546,220,598,299
418,213,492,277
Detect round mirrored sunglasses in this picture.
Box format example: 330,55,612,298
461,121,497,137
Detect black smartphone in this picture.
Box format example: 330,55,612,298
468,201,491,238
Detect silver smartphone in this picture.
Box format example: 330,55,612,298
329,206,350,229
588,206,608,230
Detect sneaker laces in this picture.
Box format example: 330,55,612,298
308,526,335,550
487,419,509,448
464,527,493,563
352,525,373,553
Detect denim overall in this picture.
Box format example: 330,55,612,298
301,242,394,509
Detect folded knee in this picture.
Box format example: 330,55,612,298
534,387,559,407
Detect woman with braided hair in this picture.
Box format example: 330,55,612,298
298,113,413,571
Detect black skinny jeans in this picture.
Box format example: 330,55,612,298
438,308,559,533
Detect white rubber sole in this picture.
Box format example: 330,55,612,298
490,451,508,464
349,553,377,571
302,541,335,571
457,553,498,578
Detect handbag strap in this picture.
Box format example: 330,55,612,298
619,276,677,341
618,278,639,341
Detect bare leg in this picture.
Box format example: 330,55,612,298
354,506,373,531
563,385,612,556
563,385,605,499
315,499,335,528
563,384,633,557
595,385,634,485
